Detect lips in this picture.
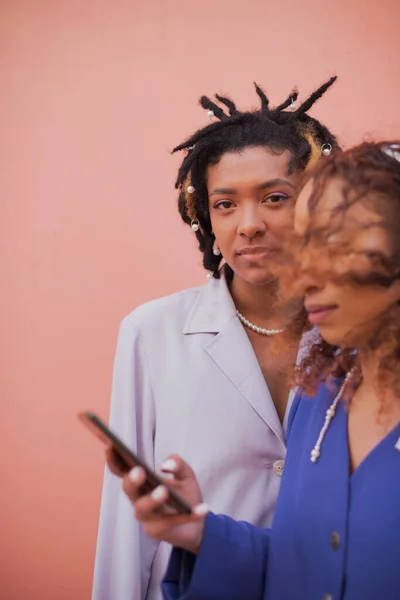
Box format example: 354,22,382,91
237,246,276,256
305,304,338,325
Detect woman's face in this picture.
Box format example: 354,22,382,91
294,177,400,348
207,146,300,285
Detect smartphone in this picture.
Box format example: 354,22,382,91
78,411,192,515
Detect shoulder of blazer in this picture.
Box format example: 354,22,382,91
120,283,208,335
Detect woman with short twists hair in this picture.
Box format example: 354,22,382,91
93,77,338,600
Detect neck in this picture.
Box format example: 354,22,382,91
352,350,400,424
230,273,302,328
357,352,378,389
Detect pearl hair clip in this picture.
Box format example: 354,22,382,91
381,143,400,163
321,143,332,156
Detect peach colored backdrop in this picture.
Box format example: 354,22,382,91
1,0,399,598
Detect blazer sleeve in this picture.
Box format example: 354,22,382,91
162,513,270,600
92,317,159,600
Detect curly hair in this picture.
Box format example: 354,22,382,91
172,77,339,278
293,141,400,401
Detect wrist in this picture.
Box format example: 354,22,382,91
188,520,205,555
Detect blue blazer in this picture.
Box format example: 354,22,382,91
162,380,400,600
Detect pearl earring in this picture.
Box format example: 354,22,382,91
213,246,221,256
322,143,332,156
187,185,195,194
207,272,214,279
191,220,199,232
207,110,214,121
289,98,296,111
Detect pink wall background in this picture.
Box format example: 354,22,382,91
1,0,399,598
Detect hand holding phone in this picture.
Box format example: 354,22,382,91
121,451,208,554
78,411,192,515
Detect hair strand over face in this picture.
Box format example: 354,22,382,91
293,141,400,408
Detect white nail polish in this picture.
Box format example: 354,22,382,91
193,503,209,516
129,466,142,483
161,458,178,471
151,486,167,501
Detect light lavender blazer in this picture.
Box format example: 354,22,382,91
92,274,311,600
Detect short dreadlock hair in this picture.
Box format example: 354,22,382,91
173,76,339,278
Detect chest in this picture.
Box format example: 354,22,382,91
150,331,287,465
267,390,400,600
347,390,400,472
247,333,299,423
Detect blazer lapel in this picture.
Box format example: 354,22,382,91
183,273,285,446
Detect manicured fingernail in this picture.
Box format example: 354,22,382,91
151,485,167,501
193,503,209,516
161,458,178,471
129,466,142,483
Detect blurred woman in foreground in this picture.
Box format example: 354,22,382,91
122,141,400,600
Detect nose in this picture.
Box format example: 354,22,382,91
237,205,267,238
295,271,320,295
293,252,322,295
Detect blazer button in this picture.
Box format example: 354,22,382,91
273,460,284,477
330,531,340,550
321,595,332,600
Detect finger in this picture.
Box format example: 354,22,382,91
122,466,147,502
160,454,196,481
133,485,170,520
134,485,208,523
105,447,129,477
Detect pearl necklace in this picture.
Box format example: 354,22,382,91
236,309,286,336
310,368,355,463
